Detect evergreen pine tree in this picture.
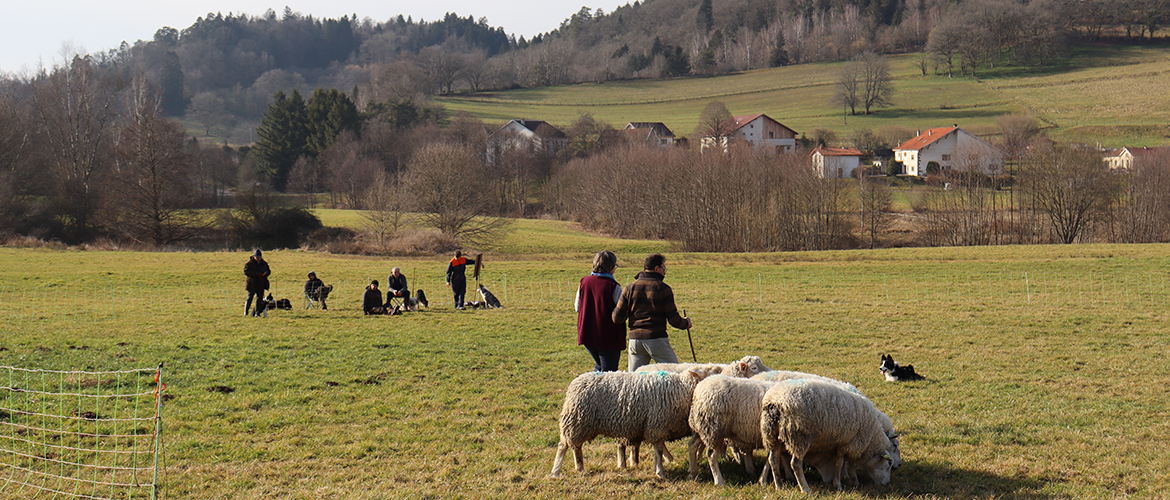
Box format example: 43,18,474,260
305,88,359,158
697,0,714,34
160,52,187,116
252,90,308,190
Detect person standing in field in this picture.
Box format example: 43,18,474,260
244,249,271,317
574,250,626,372
612,253,691,372
445,251,478,310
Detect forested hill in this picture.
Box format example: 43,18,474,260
7,0,1163,136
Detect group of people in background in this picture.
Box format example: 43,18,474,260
243,250,483,315
575,251,691,372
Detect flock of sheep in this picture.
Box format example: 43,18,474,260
550,355,902,495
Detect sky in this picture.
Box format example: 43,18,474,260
0,0,621,74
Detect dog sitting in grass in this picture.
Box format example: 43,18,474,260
880,354,925,381
477,284,502,308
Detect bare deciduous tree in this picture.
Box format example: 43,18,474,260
405,142,510,247
858,177,892,249
1019,144,1117,244
108,79,208,246
361,170,408,249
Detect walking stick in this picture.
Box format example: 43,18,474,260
683,309,697,362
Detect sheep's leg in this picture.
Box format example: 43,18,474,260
708,443,728,486
781,451,796,481
551,443,568,477
832,454,845,491
652,442,668,479
769,450,786,492
662,444,675,463
687,435,703,479
631,443,640,466
742,448,756,477
846,462,859,487
758,451,772,486
792,455,813,495
573,445,584,472
618,442,627,469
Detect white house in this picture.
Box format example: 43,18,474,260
701,113,798,153
623,122,676,147
487,119,569,164
892,126,1004,176
1103,146,1170,170
810,146,863,178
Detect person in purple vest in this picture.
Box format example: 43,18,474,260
574,250,627,372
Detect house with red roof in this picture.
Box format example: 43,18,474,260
700,114,797,153
892,126,1004,176
1103,146,1170,170
810,146,864,178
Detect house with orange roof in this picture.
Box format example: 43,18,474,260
700,113,797,153
810,146,863,178
892,126,1004,176
1103,146,1170,170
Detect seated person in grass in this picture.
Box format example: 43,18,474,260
363,280,386,315
304,271,332,310
387,267,410,304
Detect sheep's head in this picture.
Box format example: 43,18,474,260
739,355,772,374
681,366,718,384
858,450,894,485
885,432,902,469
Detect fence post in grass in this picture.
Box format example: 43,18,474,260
1025,272,1031,304
504,273,508,303
884,274,889,302
758,273,762,304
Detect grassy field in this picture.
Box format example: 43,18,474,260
2,229,1169,498
438,43,1170,147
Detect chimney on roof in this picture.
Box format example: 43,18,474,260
928,130,932,136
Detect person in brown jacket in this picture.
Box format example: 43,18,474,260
612,253,692,372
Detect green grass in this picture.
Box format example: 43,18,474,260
2,233,1170,498
438,43,1170,148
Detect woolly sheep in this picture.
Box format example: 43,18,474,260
760,378,896,494
686,374,779,485
551,366,718,479
752,370,901,479
635,355,773,379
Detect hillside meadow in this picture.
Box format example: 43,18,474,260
2,229,1169,498
438,43,1170,147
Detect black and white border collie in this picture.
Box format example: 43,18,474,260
880,354,925,382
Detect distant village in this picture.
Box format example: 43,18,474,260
490,115,1169,180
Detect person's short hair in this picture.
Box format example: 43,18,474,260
455,251,462,258
644,253,666,271
392,267,401,274
370,280,379,287
592,250,617,274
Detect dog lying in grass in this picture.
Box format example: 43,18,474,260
879,354,925,381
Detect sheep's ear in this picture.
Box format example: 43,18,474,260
737,361,747,371
882,452,891,460
886,431,898,439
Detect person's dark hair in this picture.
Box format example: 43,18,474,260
592,250,617,274
644,253,666,271
455,251,462,258
370,280,379,287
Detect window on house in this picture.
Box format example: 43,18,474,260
769,131,774,138
941,154,951,161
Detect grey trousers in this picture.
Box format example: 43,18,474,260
627,337,679,372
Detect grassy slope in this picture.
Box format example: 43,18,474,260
2,223,1169,498
438,43,1170,147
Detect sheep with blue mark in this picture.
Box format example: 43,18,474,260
760,378,898,494
634,355,772,379
550,366,719,479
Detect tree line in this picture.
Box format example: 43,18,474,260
6,0,1163,135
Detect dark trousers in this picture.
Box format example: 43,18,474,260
245,290,261,316
451,276,466,308
584,345,622,372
